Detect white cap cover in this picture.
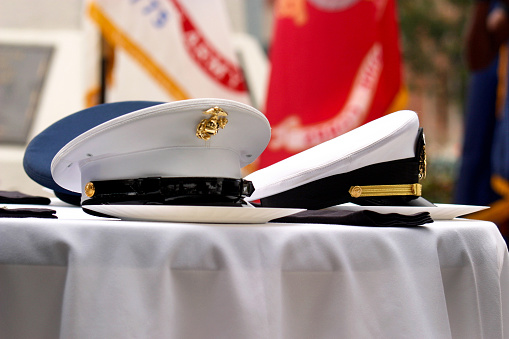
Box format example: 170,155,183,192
51,98,271,200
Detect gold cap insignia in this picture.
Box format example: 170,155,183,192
196,106,228,141
84,182,96,197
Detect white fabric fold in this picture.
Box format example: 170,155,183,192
0,206,507,339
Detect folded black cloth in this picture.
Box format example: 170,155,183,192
0,191,51,205
0,207,57,219
271,209,433,227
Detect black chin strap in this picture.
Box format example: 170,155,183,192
81,177,254,207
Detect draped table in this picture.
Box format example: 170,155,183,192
0,204,508,339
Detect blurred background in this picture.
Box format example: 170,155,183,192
0,0,504,225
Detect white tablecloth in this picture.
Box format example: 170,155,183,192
0,205,508,339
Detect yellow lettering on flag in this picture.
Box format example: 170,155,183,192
276,0,308,25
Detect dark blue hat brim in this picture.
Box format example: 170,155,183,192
23,101,164,204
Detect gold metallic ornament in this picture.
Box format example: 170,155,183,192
348,183,422,198
196,106,228,140
349,185,363,198
419,144,427,180
84,182,96,198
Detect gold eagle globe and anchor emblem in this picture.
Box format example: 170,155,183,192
196,106,229,140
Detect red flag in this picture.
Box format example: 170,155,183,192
259,0,405,167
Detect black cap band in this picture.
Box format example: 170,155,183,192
82,177,254,207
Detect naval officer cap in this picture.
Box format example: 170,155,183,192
51,98,271,215
245,110,432,210
23,101,164,205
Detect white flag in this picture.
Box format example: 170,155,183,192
86,0,250,104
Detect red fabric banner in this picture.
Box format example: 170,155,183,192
259,0,404,167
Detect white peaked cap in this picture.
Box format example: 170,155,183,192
245,110,430,209
52,98,271,198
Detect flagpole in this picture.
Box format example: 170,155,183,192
99,34,114,104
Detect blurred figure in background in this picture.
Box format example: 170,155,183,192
456,0,509,238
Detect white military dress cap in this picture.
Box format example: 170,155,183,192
50,98,306,222
245,110,431,209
